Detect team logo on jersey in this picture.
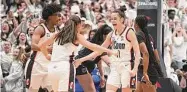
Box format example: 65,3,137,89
47,33,50,38
113,41,125,49
121,36,124,41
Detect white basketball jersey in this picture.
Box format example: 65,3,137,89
35,23,57,65
51,42,78,62
111,27,132,62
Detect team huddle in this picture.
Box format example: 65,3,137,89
24,3,162,92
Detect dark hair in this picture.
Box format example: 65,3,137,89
30,0,33,5
90,24,112,45
55,15,81,45
135,15,156,62
129,3,135,9
75,24,112,61
42,3,62,20
3,40,12,46
15,32,30,47
17,1,26,9
113,6,127,19
1,21,13,41
73,0,79,5
168,9,175,15
88,29,97,40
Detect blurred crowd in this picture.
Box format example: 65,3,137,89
0,0,187,91
162,0,187,91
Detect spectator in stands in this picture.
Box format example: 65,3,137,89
14,32,30,51
1,21,13,41
0,41,13,91
177,64,187,92
181,6,187,31
88,29,97,41
164,13,174,77
2,47,25,92
167,0,178,9
26,26,34,45
172,23,187,69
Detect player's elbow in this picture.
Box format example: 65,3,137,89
142,51,149,58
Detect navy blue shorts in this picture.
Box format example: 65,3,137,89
137,66,158,85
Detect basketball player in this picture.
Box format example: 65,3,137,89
134,15,159,92
24,3,62,92
75,24,112,92
38,15,116,92
75,7,141,92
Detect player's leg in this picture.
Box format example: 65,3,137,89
48,62,64,92
76,65,96,92
141,83,156,92
25,52,38,91
106,84,119,92
141,76,157,92
49,62,73,92
76,73,96,92
135,81,143,92
42,74,53,92
121,63,132,92
106,66,120,92
135,69,144,92
28,62,44,92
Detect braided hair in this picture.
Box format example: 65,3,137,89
135,15,156,63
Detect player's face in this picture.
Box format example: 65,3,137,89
110,13,123,29
77,23,83,33
50,12,62,25
134,23,139,32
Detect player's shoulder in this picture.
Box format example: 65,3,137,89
33,24,45,35
35,24,45,31
127,27,135,32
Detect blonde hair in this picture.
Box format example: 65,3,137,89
14,47,26,63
